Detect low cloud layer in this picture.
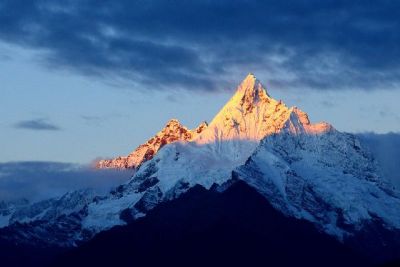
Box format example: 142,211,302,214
358,133,400,188
1,1,400,91
0,161,132,202
13,119,61,131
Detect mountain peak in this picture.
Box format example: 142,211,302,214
194,74,333,145
194,74,285,143
239,73,257,88
236,73,270,103
165,118,182,127
241,72,257,85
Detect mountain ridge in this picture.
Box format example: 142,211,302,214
97,73,332,170
96,119,208,169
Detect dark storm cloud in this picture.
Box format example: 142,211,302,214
0,161,132,202
1,0,400,91
14,118,61,131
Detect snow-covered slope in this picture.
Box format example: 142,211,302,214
96,119,208,169
235,130,400,238
0,199,29,228
1,74,399,249
0,189,97,247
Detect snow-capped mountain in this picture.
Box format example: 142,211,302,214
1,74,399,257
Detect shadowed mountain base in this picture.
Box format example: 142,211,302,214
50,181,369,267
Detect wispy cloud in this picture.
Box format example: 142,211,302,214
321,100,335,108
1,1,400,92
81,115,104,127
80,113,128,127
14,119,61,131
0,161,132,202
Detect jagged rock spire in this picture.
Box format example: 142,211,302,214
195,74,290,143
236,73,270,102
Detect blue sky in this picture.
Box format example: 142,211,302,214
1,1,400,163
